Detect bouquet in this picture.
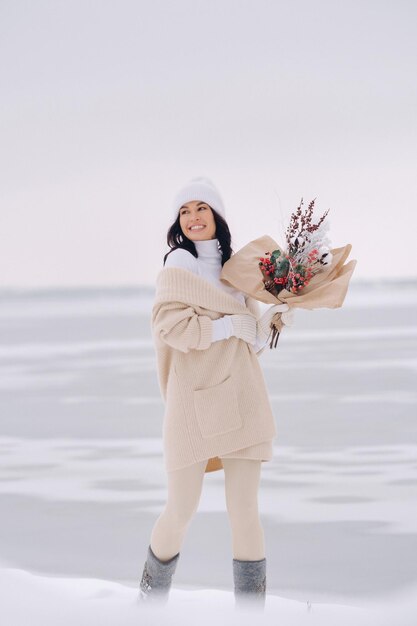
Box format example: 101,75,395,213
260,198,332,298
220,197,357,348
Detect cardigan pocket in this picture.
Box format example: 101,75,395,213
193,375,242,439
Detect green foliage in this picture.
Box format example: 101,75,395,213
274,257,289,277
270,249,281,263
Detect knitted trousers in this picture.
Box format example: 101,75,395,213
150,457,265,561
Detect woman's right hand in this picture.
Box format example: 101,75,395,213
229,314,257,344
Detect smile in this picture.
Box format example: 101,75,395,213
189,225,206,231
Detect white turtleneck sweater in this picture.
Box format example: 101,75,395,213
164,238,269,354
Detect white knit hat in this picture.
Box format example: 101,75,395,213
172,177,226,221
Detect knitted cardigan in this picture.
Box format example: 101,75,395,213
151,266,277,473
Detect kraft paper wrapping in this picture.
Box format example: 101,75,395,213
220,235,357,311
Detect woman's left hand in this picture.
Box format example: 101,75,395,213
257,303,294,340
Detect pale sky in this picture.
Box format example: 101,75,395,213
1,0,416,288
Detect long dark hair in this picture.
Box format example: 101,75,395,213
163,206,234,267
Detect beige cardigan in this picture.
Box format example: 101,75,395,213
151,267,277,473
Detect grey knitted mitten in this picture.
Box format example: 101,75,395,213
230,314,257,344
233,556,266,611
139,544,180,603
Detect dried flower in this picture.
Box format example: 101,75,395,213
259,197,331,301
257,198,332,346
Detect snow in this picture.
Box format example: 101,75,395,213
0,282,416,624
2,567,417,626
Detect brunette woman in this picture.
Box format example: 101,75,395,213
139,177,292,610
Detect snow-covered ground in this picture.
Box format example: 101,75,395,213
0,280,416,624
2,567,417,626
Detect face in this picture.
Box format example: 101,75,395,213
178,200,217,241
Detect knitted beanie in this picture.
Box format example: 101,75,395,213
172,177,226,221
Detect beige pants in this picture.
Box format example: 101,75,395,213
150,458,265,562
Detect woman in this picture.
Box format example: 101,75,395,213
139,177,292,610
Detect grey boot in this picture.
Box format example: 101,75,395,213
138,544,180,604
233,556,266,611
